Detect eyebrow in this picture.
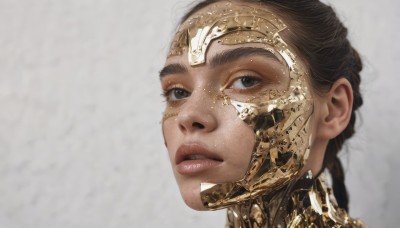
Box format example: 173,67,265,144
159,47,280,79
159,63,188,79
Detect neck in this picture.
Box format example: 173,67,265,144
225,171,363,227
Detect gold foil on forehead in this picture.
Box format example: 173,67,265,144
168,2,287,65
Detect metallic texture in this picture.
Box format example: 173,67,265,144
169,2,286,66
224,171,364,227
167,1,364,226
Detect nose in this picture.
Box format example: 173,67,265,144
177,92,218,134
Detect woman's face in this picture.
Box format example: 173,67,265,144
161,42,290,209
161,1,322,210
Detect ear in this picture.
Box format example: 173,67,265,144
317,78,353,140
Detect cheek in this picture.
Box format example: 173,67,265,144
230,128,254,171
162,119,180,164
217,109,255,180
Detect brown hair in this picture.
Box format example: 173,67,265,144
181,0,363,212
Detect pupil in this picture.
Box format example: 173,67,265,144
174,89,187,99
241,77,255,87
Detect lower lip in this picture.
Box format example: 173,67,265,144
176,159,221,175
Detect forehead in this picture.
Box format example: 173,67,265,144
168,1,295,67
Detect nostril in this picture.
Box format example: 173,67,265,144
192,122,205,129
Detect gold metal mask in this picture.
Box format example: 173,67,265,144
168,1,314,210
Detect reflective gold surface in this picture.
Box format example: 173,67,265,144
169,2,286,66
224,171,365,227
167,1,364,226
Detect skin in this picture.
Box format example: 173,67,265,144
161,1,353,211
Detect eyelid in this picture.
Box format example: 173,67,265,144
163,83,184,91
222,71,263,90
161,80,188,95
162,84,185,97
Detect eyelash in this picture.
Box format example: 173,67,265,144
161,74,263,104
227,74,262,92
162,85,190,103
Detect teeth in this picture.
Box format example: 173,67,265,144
186,154,208,160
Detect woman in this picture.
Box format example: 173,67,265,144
160,0,364,227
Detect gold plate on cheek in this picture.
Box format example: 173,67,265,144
200,77,314,209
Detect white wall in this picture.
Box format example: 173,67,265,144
0,0,398,227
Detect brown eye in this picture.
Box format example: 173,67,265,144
231,76,260,90
166,88,191,101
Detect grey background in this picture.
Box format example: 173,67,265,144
0,0,398,227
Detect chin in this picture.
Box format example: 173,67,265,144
183,197,208,211
179,182,208,211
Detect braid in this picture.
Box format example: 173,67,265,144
324,47,363,211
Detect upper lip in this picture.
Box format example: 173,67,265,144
175,143,223,164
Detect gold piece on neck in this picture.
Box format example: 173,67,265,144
225,172,365,227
